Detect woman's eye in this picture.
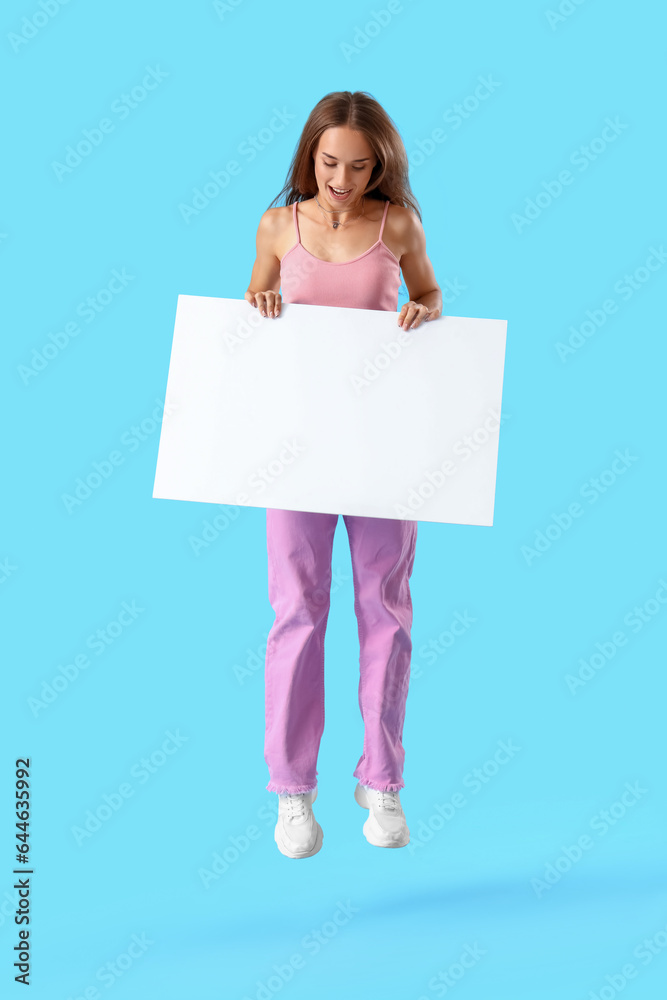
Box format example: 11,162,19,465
324,162,364,170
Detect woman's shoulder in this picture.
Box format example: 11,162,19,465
385,201,421,231
384,202,422,259
253,205,294,261
257,204,293,231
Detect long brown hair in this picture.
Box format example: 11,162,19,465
268,91,422,220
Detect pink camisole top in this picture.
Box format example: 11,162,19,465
279,199,401,312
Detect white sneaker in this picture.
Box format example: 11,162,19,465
354,783,410,848
274,787,323,858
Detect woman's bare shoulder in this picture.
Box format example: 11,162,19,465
253,205,293,258
255,205,292,232
387,202,422,231
385,203,423,259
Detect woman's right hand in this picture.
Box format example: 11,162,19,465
244,290,282,318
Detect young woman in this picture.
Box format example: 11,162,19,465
245,91,442,859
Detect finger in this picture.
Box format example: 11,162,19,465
408,306,429,329
397,306,411,328
402,306,418,328
267,292,281,317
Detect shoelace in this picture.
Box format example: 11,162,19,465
371,790,400,813
285,793,308,823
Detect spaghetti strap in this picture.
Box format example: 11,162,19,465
378,200,390,242
293,201,301,244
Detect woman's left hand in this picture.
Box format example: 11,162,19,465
397,301,433,329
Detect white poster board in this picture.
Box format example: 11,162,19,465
152,296,507,525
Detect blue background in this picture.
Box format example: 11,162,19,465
3,1,666,998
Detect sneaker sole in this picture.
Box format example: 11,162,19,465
274,822,323,859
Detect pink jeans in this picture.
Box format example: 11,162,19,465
264,508,418,795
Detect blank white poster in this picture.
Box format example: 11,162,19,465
152,295,507,525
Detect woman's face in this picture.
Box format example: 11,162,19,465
312,126,378,214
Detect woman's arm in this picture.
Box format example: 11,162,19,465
245,209,283,318
397,210,443,329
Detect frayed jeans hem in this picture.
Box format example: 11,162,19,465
356,778,405,792
267,782,317,795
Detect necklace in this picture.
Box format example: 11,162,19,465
314,193,366,229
